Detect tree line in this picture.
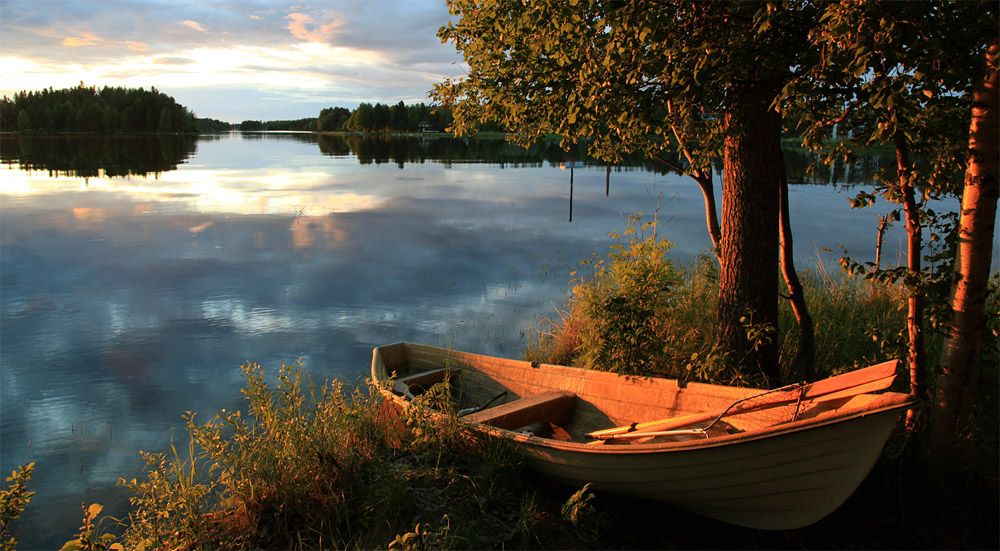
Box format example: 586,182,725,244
1,84,463,136
234,102,462,133
1,83,199,134
317,101,455,133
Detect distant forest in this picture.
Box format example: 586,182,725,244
1,84,478,135
240,101,469,134
1,84,201,134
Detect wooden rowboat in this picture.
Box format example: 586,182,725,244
371,342,916,530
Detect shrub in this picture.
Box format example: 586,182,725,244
0,462,34,551
549,213,682,375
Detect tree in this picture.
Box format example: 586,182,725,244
390,101,408,131
434,0,821,384
318,107,350,132
373,102,391,132
932,43,999,451
17,108,32,133
792,0,997,433
346,103,375,132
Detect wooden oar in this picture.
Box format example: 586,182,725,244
594,375,899,443
587,359,899,440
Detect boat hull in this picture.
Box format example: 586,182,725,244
372,342,915,530
515,408,899,529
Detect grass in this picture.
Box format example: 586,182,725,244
523,212,969,390
104,362,560,550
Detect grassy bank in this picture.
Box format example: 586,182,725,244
28,352,994,550
4,348,996,549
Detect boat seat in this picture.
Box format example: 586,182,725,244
393,368,460,398
465,390,577,430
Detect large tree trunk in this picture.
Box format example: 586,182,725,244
892,129,927,434
718,80,782,386
932,43,999,452
778,150,816,382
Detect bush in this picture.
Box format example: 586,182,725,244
1,462,34,551
535,213,682,376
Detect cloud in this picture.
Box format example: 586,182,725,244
62,32,102,47
154,57,197,65
286,11,344,42
181,20,206,32
0,0,466,121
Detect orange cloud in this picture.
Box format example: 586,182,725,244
286,12,343,42
62,32,102,47
181,20,206,32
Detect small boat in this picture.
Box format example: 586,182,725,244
371,342,916,530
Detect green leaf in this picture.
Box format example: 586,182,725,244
87,503,104,518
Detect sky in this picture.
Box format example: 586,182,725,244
0,0,466,122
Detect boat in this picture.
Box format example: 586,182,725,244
371,342,916,530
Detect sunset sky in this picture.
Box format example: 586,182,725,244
0,0,466,122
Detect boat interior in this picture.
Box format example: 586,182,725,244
373,342,907,445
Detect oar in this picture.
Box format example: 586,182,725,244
587,359,899,440
594,375,898,443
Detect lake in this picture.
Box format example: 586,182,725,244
1,132,920,548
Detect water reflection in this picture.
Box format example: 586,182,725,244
1,134,200,179
1,131,890,188
0,133,917,549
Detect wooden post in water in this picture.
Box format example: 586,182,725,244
569,165,574,222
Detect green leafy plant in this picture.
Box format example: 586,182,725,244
568,213,681,375
0,462,34,551
561,483,595,528
59,503,123,551
389,515,452,550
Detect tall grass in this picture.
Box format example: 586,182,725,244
524,215,991,391
90,361,558,550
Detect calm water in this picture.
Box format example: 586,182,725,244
1,132,917,548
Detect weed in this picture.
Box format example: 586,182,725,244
389,515,452,550
561,483,595,528
59,503,123,551
0,462,34,551
57,359,538,550
557,213,683,375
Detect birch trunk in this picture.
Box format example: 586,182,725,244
932,44,1000,451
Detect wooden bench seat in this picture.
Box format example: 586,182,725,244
393,368,460,398
464,390,577,430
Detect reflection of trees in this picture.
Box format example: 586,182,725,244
0,134,199,178
783,147,892,188
315,134,677,170
311,134,887,185
239,131,319,143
